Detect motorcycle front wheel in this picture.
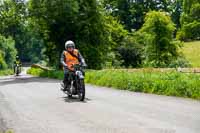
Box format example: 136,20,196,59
78,79,85,101
15,67,19,76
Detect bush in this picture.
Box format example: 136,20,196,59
0,51,7,69
183,21,200,40
168,56,191,68
139,11,180,67
116,34,143,68
117,46,142,68
179,3,200,41
0,69,13,76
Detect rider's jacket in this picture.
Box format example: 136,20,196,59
64,49,79,71
14,60,21,65
60,49,84,71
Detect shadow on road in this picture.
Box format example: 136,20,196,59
62,96,92,103
0,75,59,86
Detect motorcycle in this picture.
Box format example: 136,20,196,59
14,63,21,76
62,64,86,101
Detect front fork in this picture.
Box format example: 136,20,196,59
69,80,74,94
67,71,84,95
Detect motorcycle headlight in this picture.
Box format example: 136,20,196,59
76,71,84,79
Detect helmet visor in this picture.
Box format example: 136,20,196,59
67,44,74,49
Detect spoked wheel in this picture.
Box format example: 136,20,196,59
78,79,85,101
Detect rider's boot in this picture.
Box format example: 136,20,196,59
60,82,65,91
61,80,69,92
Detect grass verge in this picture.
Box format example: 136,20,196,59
0,69,13,76
28,68,200,100
27,67,63,80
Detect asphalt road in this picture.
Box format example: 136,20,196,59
0,69,200,133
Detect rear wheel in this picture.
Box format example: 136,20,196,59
78,79,85,101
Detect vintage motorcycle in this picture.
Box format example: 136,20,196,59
61,64,86,101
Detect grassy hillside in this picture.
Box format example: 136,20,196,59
182,41,200,67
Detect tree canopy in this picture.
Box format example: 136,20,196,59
0,0,199,69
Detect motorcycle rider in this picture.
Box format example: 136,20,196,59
14,55,22,73
60,40,86,91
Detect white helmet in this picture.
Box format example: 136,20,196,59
65,40,75,49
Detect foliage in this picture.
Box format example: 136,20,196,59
28,0,110,69
140,11,180,67
0,0,26,59
170,0,183,29
179,0,200,40
0,69,13,76
0,51,7,69
178,21,200,41
102,15,128,68
0,35,17,69
117,34,143,68
0,0,199,69
0,0,45,63
168,56,191,68
102,0,178,31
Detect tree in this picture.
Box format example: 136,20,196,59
117,34,143,68
0,0,43,62
170,0,183,29
28,0,119,69
178,0,200,40
140,11,180,67
0,51,7,69
102,0,170,31
0,35,17,69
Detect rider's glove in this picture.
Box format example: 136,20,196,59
82,62,87,67
80,59,86,67
63,63,68,69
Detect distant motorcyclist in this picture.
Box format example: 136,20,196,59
14,55,22,73
60,40,86,91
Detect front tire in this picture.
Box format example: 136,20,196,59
78,79,85,101
68,94,72,98
15,67,19,76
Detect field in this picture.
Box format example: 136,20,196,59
182,41,200,67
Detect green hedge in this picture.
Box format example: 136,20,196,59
28,68,200,100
